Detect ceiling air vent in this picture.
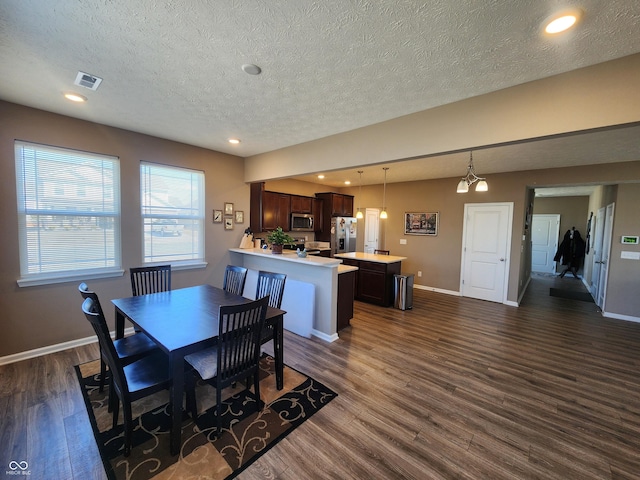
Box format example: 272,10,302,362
74,71,103,91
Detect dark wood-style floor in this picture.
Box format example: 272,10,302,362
1,274,639,479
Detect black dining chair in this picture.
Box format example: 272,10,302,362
81,297,195,456
222,265,248,296
78,282,159,394
255,271,287,349
184,296,269,437
130,264,172,296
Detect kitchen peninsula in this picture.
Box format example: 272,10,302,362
229,248,355,341
334,252,407,306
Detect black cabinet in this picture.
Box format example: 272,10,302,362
250,183,291,232
340,258,401,307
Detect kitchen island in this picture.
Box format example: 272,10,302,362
230,248,345,342
334,252,407,306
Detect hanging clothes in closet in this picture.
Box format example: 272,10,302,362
553,227,586,278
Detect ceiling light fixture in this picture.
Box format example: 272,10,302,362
344,180,351,185
380,167,389,219
544,10,581,35
317,174,325,179
356,170,364,219
64,92,87,102
228,138,241,144
456,151,488,193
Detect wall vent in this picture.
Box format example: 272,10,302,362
74,71,103,91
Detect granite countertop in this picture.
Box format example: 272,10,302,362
334,252,407,264
338,264,358,274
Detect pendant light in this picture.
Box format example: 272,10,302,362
456,151,488,193
380,167,389,219
356,170,364,219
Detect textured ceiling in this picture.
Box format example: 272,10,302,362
1,0,639,186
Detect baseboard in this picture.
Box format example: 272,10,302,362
0,327,136,366
413,283,460,296
311,330,339,343
602,312,640,324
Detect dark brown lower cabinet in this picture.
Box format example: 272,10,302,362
337,270,356,331
340,259,401,307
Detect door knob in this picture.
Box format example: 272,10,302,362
500,258,505,262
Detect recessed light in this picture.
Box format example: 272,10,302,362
241,64,262,75
228,138,241,144
344,181,351,185
544,10,581,35
64,92,87,102
317,175,325,179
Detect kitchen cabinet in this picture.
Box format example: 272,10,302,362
315,192,354,217
290,195,313,213
250,183,291,232
336,253,405,307
337,268,356,330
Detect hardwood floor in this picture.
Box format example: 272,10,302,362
2,274,639,479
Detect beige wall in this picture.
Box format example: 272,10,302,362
0,102,247,357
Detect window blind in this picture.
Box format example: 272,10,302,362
15,141,121,284
140,162,204,264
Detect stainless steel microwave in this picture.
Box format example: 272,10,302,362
291,213,315,231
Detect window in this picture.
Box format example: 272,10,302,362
15,141,121,286
141,162,204,264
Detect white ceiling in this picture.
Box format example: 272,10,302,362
1,0,639,190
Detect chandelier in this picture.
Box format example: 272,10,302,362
456,151,488,193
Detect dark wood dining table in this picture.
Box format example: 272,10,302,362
111,284,285,455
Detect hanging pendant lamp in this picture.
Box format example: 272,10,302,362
380,167,388,219
356,170,364,219
456,151,488,193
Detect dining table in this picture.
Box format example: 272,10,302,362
112,284,286,456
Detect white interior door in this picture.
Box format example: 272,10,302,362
531,214,560,274
591,208,604,300
364,208,379,253
461,203,513,303
597,203,615,309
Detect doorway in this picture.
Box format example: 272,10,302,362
460,203,513,303
363,208,380,253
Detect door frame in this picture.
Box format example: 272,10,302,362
460,202,513,304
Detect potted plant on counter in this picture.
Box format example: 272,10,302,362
266,227,295,254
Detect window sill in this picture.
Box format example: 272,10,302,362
17,269,125,288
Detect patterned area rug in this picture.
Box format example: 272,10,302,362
75,355,336,480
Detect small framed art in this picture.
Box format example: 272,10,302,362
224,217,233,230
404,212,439,236
224,202,234,215
235,210,244,224
213,209,223,223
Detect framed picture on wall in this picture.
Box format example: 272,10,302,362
404,212,438,236
224,217,233,230
235,210,244,223
224,202,234,215
213,209,223,223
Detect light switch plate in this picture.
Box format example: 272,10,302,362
621,251,640,260
400,239,407,245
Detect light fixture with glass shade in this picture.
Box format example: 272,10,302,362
380,167,389,218
356,170,364,219
456,151,488,193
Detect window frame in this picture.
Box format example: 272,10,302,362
140,161,206,267
15,141,123,287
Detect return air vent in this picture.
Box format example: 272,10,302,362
74,71,103,91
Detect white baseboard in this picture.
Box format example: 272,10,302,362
311,330,339,343
413,283,460,296
602,312,640,324
0,327,136,366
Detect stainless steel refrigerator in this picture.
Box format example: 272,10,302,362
331,217,358,255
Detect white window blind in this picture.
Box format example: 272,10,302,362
141,162,204,264
15,141,121,285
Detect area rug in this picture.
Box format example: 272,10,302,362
75,355,336,480
549,288,595,303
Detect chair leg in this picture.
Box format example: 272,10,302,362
216,386,222,438
112,396,120,430
123,403,133,457
99,358,107,392
254,371,262,411
185,372,198,419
